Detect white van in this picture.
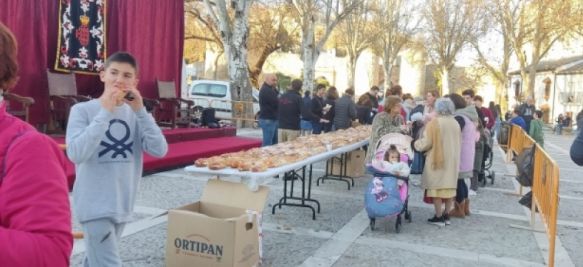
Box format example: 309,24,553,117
182,80,261,124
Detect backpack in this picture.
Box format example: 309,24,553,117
515,145,535,187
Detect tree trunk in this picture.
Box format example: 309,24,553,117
441,66,450,96
518,69,529,103
383,60,392,93
525,48,541,100
213,51,223,80
526,67,536,100
494,79,507,112
249,45,278,88
348,53,357,88
302,20,317,92
382,47,393,92
225,2,254,128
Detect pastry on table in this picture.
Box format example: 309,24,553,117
194,158,209,167
208,161,227,170
238,161,252,171
226,157,243,169
250,162,268,172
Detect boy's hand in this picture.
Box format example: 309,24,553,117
123,87,144,112
100,90,121,113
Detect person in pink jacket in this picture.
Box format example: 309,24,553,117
447,93,479,218
0,22,73,266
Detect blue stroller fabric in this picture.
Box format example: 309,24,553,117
365,133,411,219
365,175,404,218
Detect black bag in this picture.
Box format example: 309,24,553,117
201,108,218,127
518,191,538,212
519,191,532,208
515,145,535,187
498,122,511,145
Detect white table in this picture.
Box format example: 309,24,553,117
184,139,369,219
184,139,368,190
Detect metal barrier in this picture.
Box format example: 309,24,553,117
208,99,258,126
182,98,258,126
505,124,560,266
506,125,536,160
506,125,536,195
531,145,560,267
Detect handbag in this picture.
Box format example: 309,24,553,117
423,190,433,204
410,150,425,174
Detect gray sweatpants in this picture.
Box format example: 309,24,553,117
82,218,126,267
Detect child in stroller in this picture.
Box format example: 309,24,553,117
365,133,413,233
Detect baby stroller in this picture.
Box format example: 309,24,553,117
479,129,496,186
364,133,413,233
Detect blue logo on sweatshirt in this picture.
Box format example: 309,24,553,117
98,119,134,158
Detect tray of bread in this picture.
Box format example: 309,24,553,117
193,125,371,172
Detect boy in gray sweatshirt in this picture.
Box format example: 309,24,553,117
66,52,168,266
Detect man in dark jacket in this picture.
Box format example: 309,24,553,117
333,88,357,130
300,90,313,135
259,73,279,146
311,84,327,134
519,97,536,131
278,79,304,142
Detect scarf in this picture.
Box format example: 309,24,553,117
426,117,444,170
455,105,479,123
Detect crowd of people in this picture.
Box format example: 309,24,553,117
257,76,508,226
257,75,583,227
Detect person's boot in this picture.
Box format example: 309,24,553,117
464,198,471,216
448,201,465,218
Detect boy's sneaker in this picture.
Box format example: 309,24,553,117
427,215,445,227
443,214,451,225
469,189,477,196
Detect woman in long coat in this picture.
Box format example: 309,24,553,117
365,96,406,162
414,98,461,226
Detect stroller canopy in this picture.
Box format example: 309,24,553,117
369,133,413,171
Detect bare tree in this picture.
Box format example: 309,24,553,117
201,0,253,127
471,0,515,110
288,0,361,91
248,2,300,87
185,1,225,78
371,0,420,90
424,0,488,95
336,0,374,88
506,0,580,99
185,1,299,86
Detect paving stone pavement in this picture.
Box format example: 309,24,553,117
69,128,583,266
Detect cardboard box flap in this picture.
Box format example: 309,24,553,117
201,179,269,212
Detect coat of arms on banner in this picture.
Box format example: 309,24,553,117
55,0,106,74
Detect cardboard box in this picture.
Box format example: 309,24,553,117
166,179,269,267
329,149,366,177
